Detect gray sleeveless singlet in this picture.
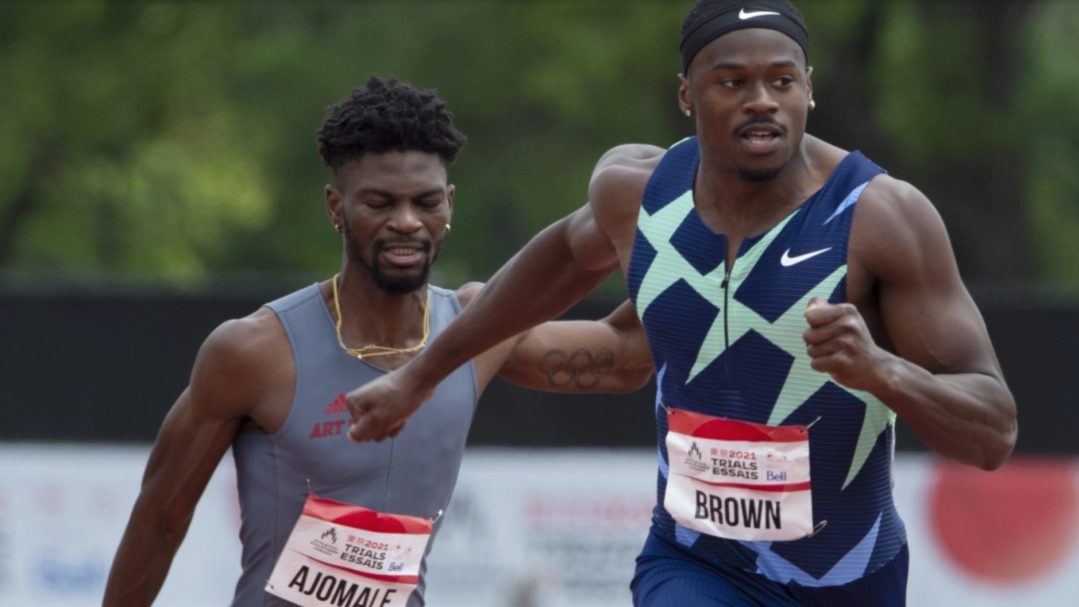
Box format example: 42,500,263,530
230,284,479,607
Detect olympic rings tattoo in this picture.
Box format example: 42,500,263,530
538,348,615,389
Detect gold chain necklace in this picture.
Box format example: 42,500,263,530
332,273,430,360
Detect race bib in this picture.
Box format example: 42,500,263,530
266,494,431,607
663,407,814,542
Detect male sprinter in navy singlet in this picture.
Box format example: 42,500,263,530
344,2,1019,605
102,76,653,607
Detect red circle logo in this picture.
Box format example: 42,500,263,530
929,458,1079,584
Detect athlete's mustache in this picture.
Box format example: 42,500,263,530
733,115,788,137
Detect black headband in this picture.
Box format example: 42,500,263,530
680,4,809,75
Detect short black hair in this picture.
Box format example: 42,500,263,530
317,75,467,171
681,0,805,39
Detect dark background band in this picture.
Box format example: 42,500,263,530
0,284,1072,454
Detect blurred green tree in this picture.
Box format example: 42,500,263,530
0,1,274,278
0,0,1074,290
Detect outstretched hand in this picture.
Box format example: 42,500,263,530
803,297,894,395
346,369,435,443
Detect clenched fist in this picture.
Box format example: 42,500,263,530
803,297,894,394
345,368,435,443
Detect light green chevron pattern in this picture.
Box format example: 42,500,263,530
636,197,895,491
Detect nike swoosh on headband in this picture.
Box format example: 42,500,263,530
739,8,782,20
780,248,832,267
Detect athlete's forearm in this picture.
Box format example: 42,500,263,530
412,216,615,389
875,355,1017,470
102,499,189,607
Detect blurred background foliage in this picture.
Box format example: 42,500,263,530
1,0,1077,294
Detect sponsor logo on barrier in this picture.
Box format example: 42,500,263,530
930,459,1079,584
36,552,107,593
35,485,66,517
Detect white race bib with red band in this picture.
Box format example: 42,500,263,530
664,407,814,542
266,494,431,607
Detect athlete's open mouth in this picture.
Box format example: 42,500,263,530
738,123,783,154
380,244,426,267
743,130,779,143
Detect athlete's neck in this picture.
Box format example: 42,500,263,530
694,135,833,240
324,264,428,352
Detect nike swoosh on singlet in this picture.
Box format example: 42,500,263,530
739,8,781,20
780,247,832,267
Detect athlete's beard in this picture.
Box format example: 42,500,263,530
343,222,440,295
738,166,785,182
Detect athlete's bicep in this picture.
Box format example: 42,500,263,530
134,320,268,527
136,389,241,529
566,203,620,272
859,180,1003,379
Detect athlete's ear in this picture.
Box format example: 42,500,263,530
806,66,814,105
677,72,693,118
326,183,343,229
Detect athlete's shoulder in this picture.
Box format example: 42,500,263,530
589,143,669,218
206,307,290,362
853,174,952,280
454,282,484,308
591,144,666,189
595,143,667,172
858,174,942,233
190,305,292,416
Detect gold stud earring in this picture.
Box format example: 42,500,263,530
445,224,452,234
335,223,344,233
809,99,817,110
684,109,692,117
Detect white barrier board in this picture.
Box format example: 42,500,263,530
0,445,241,607
895,456,1079,607
0,445,1076,606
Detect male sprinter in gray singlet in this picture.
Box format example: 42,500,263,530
102,76,654,607
343,2,1018,606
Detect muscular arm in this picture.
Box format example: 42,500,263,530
418,203,620,383
347,145,662,442
805,177,1017,470
103,313,285,606
500,299,654,393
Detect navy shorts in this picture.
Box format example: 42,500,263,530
631,531,908,607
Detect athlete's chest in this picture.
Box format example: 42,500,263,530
633,187,851,338
628,142,884,365
265,378,475,507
